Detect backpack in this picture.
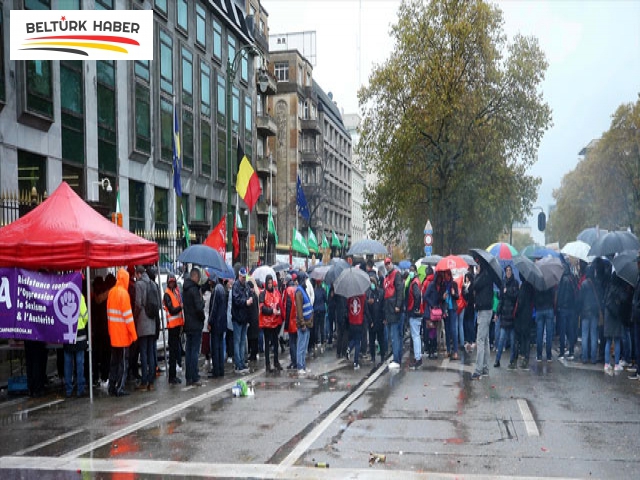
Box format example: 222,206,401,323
145,280,160,319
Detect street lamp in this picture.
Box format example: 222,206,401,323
226,44,269,253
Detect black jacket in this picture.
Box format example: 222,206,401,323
365,287,384,328
557,268,578,310
473,271,493,311
579,276,602,319
231,279,252,325
498,275,519,328
514,281,535,334
633,273,640,323
182,278,205,333
314,285,327,312
208,283,228,335
534,287,555,311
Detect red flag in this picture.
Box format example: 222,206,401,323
233,215,240,260
204,215,226,257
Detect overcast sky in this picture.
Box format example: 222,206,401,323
263,0,640,245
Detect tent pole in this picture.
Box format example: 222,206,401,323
157,261,168,381
86,266,94,402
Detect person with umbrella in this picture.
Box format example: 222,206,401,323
557,263,579,360
295,271,314,375
494,265,519,368
462,271,476,353
441,269,460,361
534,282,556,363
313,279,328,349
383,257,405,369
603,272,633,373
346,292,366,370
513,275,536,369
182,267,205,386
407,265,424,369
231,268,252,375
471,259,495,380
578,266,601,365
630,254,640,380
423,270,444,360
283,274,299,370
366,274,386,366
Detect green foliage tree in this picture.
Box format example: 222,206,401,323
358,0,551,256
550,96,640,244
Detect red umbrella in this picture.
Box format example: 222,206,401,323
435,255,469,272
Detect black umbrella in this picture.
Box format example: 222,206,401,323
347,238,388,256
420,254,443,266
324,259,350,285
577,227,609,246
469,248,502,287
513,255,546,291
271,262,291,272
588,231,640,257
457,254,478,267
178,244,227,271
537,256,564,290
612,251,638,287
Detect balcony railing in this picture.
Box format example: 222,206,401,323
300,117,321,133
256,155,277,176
257,114,277,137
301,148,321,165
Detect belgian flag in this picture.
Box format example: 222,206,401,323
235,140,262,212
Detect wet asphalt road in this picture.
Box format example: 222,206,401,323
0,342,639,479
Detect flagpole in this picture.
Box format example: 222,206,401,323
172,95,178,271
268,152,273,264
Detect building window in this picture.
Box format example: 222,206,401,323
26,60,53,118
18,150,46,196
297,65,302,85
160,97,173,162
25,0,49,9
211,201,222,226
306,71,311,87
274,62,288,82
245,95,252,133
181,47,193,108
154,187,169,231
97,60,117,174
201,119,211,176
228,35,236,67
213,19,222,61
129,180,145,233
217,74,225,125
232,86,239,133
60,60,84,165
217,131,226,180
159,29,173,95
134,61,151,155
62,163,84,199
195,197,206,221
154,0,167,15
303,100,309,120
200,61,211,118
94,0,112,9
0,8,4,103
177,0,188,32
241,52,248,83
182,110,193,169
196,4,206,48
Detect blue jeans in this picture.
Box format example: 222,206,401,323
297,327,310,370
536,308,555,360
185,331,202,383
604,337,621,365
288,332,298,367
621,326,632,362
475,310,492,375
409,316,422,361
389,320,403,364
458,308,465,347
210,332,225,377
581,316,598,363
64,349,85,396
445,309,459,353
496,327,515,364
634,322,640,369
139,335,156,385
348,323,363,365
233,322,248,370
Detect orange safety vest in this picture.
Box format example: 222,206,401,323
164,287,185,328
107,268,138,347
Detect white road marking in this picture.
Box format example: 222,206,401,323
0,456,589,479
276,358,391,472
61,372,261,459
439,357,475,374
517,398,540,437
13,428,84,456
12,399,65,415
114,400,157,417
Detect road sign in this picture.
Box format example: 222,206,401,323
424,220,433,234
424,246,432,256
424,234,433,246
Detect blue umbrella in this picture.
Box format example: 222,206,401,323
178,244,227,271
398,259,412,270
530,247,563,260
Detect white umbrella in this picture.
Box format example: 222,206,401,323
561,240,592,262
251,265,277,284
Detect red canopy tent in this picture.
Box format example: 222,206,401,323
0,182,159,400
0,181,158,268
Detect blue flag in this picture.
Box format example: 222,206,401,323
172,101,182,197
296,175,310,221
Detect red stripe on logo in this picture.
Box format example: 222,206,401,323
26,35,140,46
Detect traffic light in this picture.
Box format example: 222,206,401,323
537,212,546,231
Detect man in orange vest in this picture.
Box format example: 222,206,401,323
107,268,138,397
163,274,185,384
